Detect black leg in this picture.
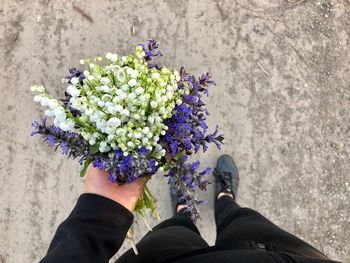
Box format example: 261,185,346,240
214,196,328,259
117,210,209,263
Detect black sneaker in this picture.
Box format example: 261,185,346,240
214,154,239,200
169,183,186,214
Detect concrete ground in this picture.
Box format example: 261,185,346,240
0,0,349,262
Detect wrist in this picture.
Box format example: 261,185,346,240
83,166,146,213
83,183,138,212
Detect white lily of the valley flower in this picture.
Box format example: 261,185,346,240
67,85,80,97
127,141,135,147
107,117,121,127
44,109,54,117
134,132,142,139
87,75,95,81
121,109,130,116
114,105,123,112
105,126,115,135
101,85,110,93
30,85,45,93
116,70,126,82
135,87,144,95
110,53,118,62
128,92,137,100
106,52,113,60
128,79,137,87
160,149,166,156
70,77,79,85
59,119,75,131
148,116,155,124
150,101,157,108
40,97,49,107
48,99,59,109
151,73,160,79
101,77,110,85
33,95,42,103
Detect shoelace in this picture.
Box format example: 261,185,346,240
214,169,233,192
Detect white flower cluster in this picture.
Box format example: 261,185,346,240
31,85,75,132
31,47,183,160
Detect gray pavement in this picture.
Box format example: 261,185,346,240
0,1,349,262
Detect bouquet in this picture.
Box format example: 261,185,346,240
30,40,223,224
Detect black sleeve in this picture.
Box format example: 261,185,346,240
40,193,134,263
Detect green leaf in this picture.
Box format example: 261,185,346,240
163,161,171,171
89,144,100,154
174,151,185,161
80,159,92,177
135,198,145,211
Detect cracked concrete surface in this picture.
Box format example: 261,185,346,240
0,0,349,262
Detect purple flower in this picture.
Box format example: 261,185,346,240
199,72,216,96
168,169,175,177
139,39,163,61
92,158,105,170
181,155,188,162
182,175,189,181
61,93,81,117
114,149,123,159
149,159,157,174
139,146,149,155
108,172,117,183
200,121,208,130
188,181,196,190
47,135,56,146
170,142,178,157
147,62,161,70
31,118,90,160
31,120,40,132
61,142,69,155
127,175,137,183
206,134,213,143
187,95,198,104
191,161,200,171
205,125,224,149
183,139,192,150
138,39,163,69
168,176,176,185
120,156,133,174
202,167,211,176
65,68,85,85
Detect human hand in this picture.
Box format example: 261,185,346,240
83,165,147,212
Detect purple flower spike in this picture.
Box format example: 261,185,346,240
31,119,90,160
93,158,105,170
65,68,85,85
139,39,163,69
108,172,117,183
120,156,133,174
139,146,149,155
47,135,56,146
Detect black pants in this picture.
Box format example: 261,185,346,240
117,196,327,263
